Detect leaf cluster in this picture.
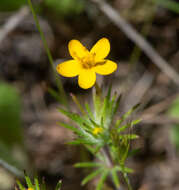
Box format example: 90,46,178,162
16,174,62,190
58,86,140,189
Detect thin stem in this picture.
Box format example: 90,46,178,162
101,148,123,190
27,0,69,109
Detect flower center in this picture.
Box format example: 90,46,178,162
92,127,103,135
80,53,95,69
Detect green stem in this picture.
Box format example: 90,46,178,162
27,0,69,109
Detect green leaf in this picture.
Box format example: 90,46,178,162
58,122,81,135
74,162,102,168
117,119,140,134
93,87,103,122
111,168,120,188
119,134,139,140
35,177,40,190
68,138,99,145
131,119,141,125
116,166,134,173
103,93,117,127
118,124,131,133
85,102,94,120
25,175,33,188
120,141,130,163
59,108,90,127
96,169,109,190
115,104,140,128
55,180,62,190
16,180,26,190
112,94,122,116
101,87,113,127
81,168,103,186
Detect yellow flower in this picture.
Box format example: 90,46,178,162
27,188,34,190
92,127,103,135
56,38,117,89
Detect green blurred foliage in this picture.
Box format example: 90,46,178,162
0,83,23,147
43,0,85,16
153,0,179,14
0,0,26,11
168,97,179,150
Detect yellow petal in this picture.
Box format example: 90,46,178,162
68,39,89,60
94,60,117,75
56,60,81,77
78,69,96,89
90,38,110,61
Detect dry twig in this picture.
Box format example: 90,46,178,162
0,159,23,178
90,0,179,86
0,6,29,45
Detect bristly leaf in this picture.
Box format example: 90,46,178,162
25,174,33,188
16,180,26,190
81,168,103,186
34,177,40,190
96,169,109,190
58,108,91,126
118,123,131,134
132,119,141,125
93,87,103,121
115,166,134,174
16,174,62,190
100,86,113,128
120,141,130,163
85,102,94,120
74,162,102,168
107,84,112,100
68,137,100,145
112,94,122,116
111,167,120,188
58,122,82,135
119,134,139,140
115,103,140,128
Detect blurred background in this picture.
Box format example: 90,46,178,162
0,0,179,189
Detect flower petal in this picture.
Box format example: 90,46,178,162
90,38,110,61
78,69,96,89
94,60,117,75
56,60,81,77
68,39,89,60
